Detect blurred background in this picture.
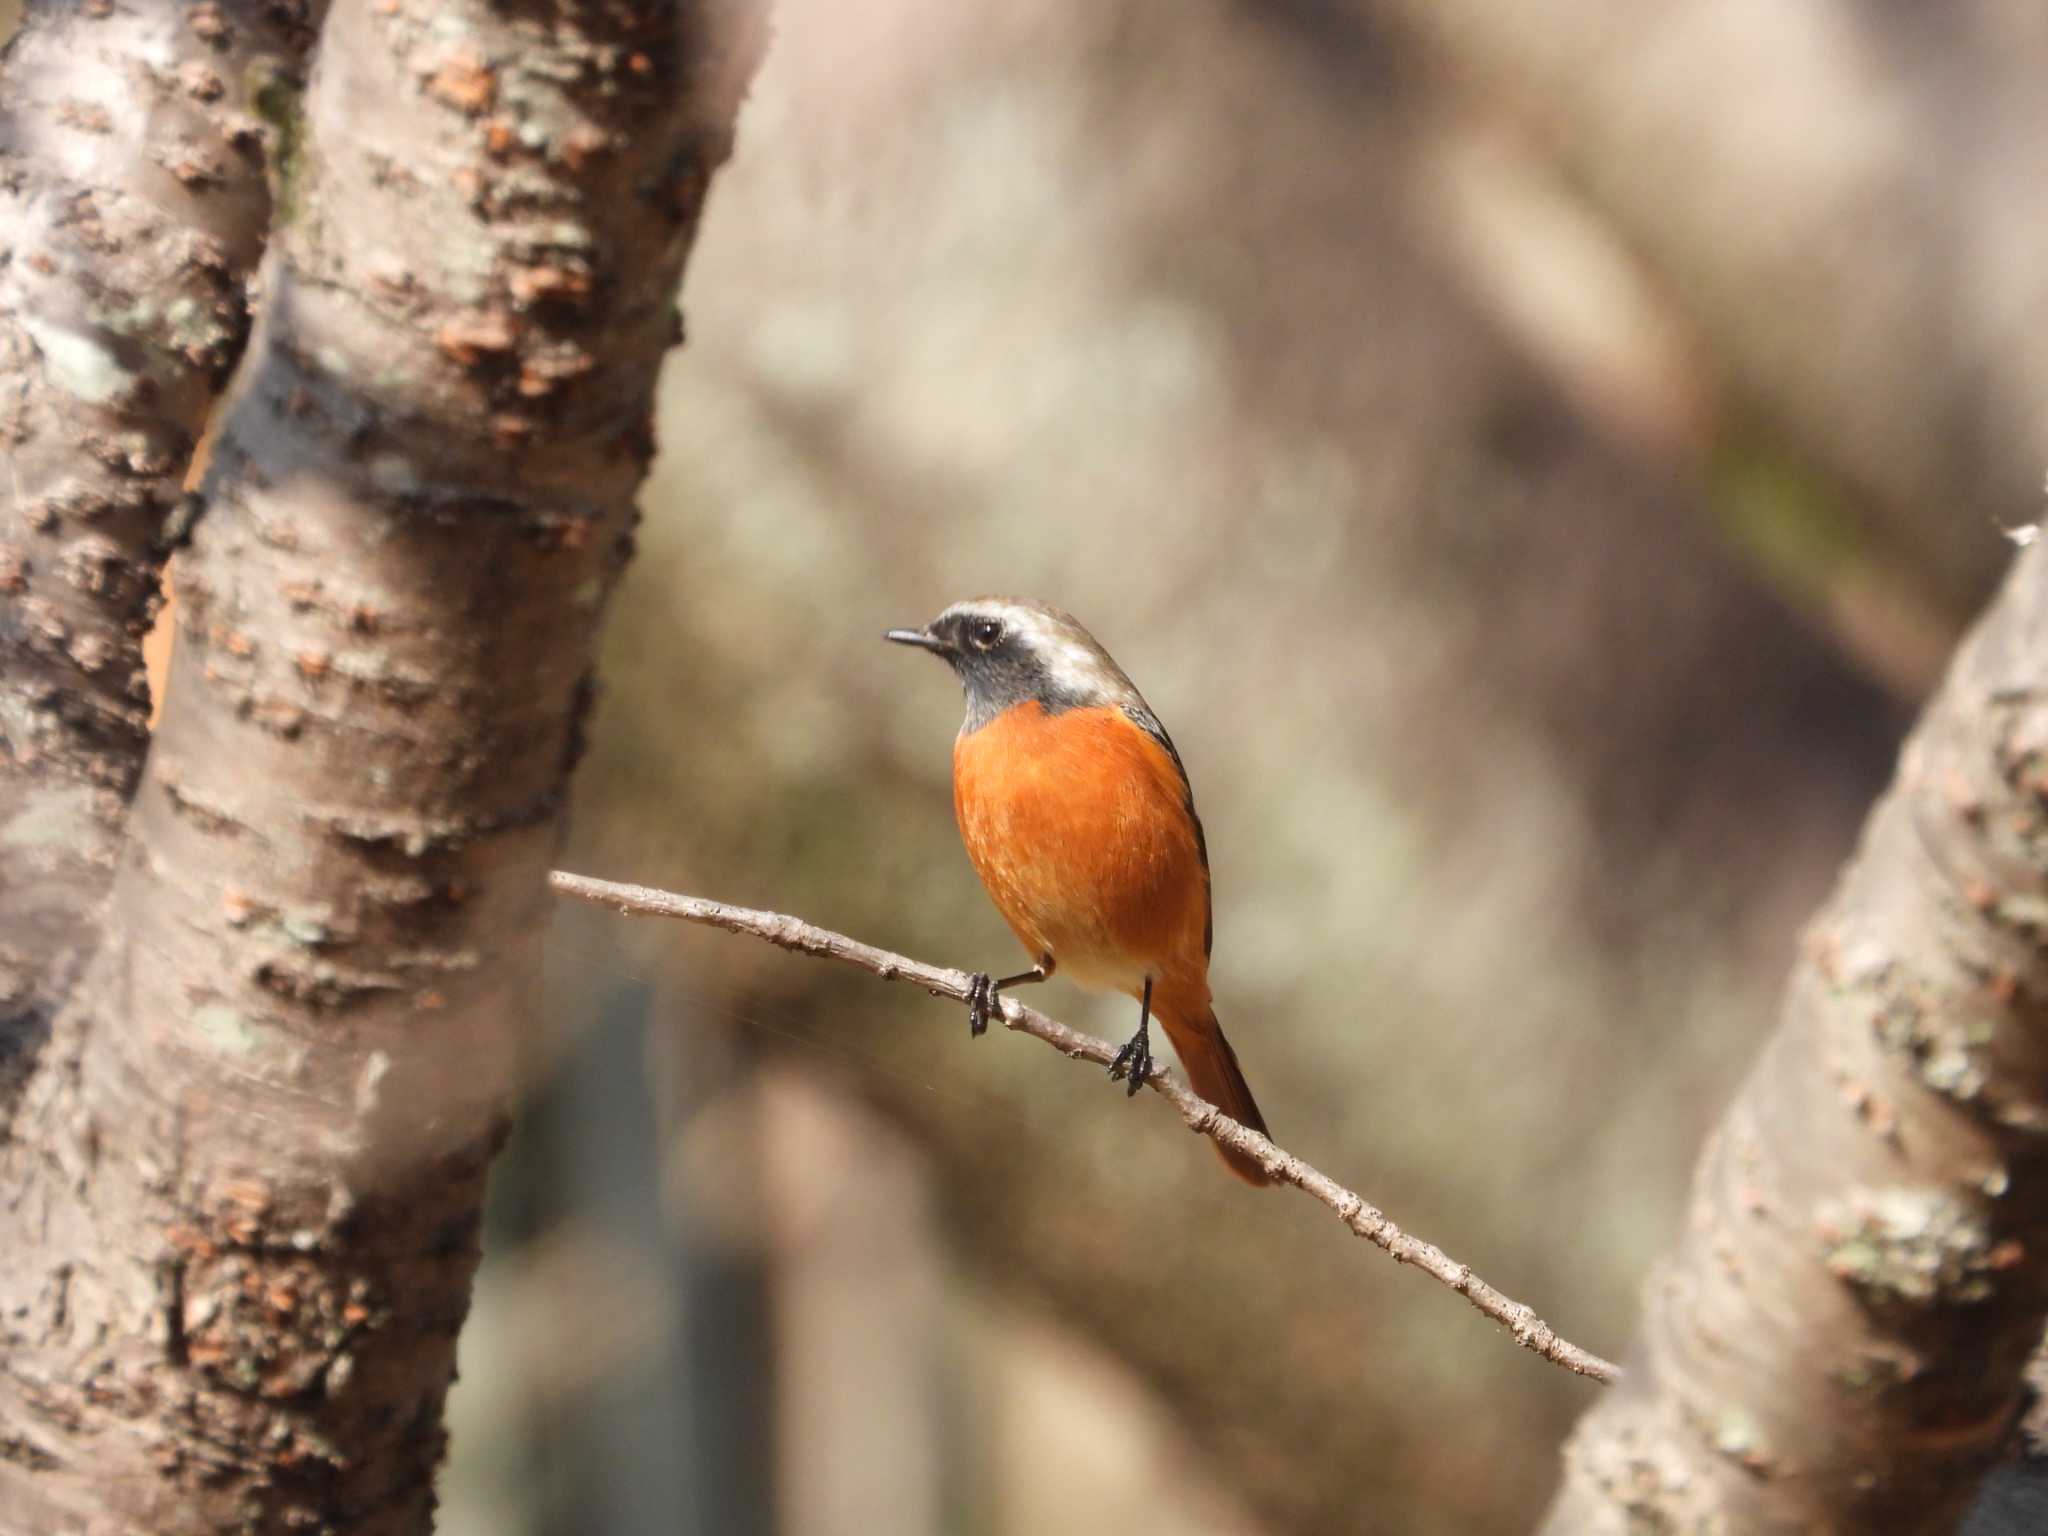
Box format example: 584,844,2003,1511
18,0,2046,1526
439,0,2048,1529
450,0,2047,1531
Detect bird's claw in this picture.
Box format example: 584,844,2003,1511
966,972,994,1038
1108,1028,1154,1097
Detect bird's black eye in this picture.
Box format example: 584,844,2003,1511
967,617,1004,650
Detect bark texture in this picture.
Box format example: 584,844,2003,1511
0,0,320,1041
0,0,763,1529
1545,541,2048,1532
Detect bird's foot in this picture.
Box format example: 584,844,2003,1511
1108,1023,1154,1098
966,972,994,1038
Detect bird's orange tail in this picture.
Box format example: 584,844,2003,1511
1158,1001,1272,1187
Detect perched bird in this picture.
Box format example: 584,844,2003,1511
886,597,1271,1185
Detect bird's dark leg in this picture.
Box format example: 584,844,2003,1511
1109,976,1156,1096
966,961,1049,1038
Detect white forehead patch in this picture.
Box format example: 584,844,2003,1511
938,599,1140,708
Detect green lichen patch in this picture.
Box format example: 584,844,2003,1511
23,313,138,406
278,912,331,947
190,1002,261,1055
1817,1187,2007,1306
1708,1404,1771,1473
1831,1342,1921,1392
249,65,308,226
1848,958,1994,1104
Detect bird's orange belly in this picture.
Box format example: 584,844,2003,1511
952,702,1209,997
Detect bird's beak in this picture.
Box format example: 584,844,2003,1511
885,627,953,656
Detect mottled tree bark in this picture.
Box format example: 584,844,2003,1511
1545,541,2048,1532
0,0,763,1529
0,0,320,1062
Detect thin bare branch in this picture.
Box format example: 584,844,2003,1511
548,868,1620,1384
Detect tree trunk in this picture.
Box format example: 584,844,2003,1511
0,1,764,1529
1545,540,2048,1532
0,0,319,1067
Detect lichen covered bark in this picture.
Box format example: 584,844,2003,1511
0,0,764,1528
1546,542,2048,1533
0,0,321,1036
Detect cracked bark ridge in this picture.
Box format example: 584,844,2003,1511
0,0,321,1037
1544,542,2048,1534
0,0,766,1530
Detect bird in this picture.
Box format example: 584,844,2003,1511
886,597,1272,1185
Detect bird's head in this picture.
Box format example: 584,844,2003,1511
886,597,1139,732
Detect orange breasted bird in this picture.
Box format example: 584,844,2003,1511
886,597,1272,1186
